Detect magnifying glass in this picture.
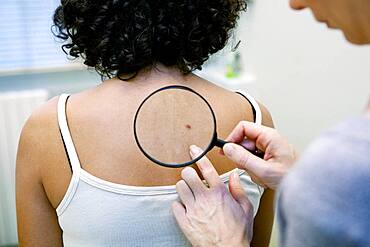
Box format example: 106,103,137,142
133,85,262,168
133,85,225,168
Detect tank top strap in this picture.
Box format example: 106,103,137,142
57,94,82,173
235,90,262,125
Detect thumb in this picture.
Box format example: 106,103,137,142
229,171,253,214
223,143,267,179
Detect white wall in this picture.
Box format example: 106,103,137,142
238,0,370,152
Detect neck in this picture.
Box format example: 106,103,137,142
116,63,190,84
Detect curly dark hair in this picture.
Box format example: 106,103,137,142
53,0,246,80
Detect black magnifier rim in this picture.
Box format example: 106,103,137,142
133,85,219,168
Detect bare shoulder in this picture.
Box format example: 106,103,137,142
258,102,274,128
17,95,71,208
22,95,59,128
211,83,274,128
17,96,60,169
16,96,65,246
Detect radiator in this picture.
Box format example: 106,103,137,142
0,89,48,245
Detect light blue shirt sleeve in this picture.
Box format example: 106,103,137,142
277,117,370,247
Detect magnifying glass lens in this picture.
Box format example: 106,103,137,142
134,87,215,167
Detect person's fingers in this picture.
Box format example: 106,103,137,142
226,121,277,152
176,180,195,207
181,167,206,196
220,139,257,156
226,121,264,143
229,171,253,215
190,145,223,188
223,143,268,179
172,201,190,231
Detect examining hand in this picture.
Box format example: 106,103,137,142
172,145,254,247
223,121,298,190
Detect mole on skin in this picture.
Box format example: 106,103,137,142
185,124,191,129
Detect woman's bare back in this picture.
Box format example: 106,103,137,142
36,71,261,208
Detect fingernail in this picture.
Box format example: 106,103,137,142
230,171,240,187
190,145,202,157
181,167,194,179
223,144,234,157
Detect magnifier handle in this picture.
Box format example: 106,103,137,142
214,138,228,148
253,149,265,159
215,138,265,159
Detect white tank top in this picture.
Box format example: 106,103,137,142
56,91,264,247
